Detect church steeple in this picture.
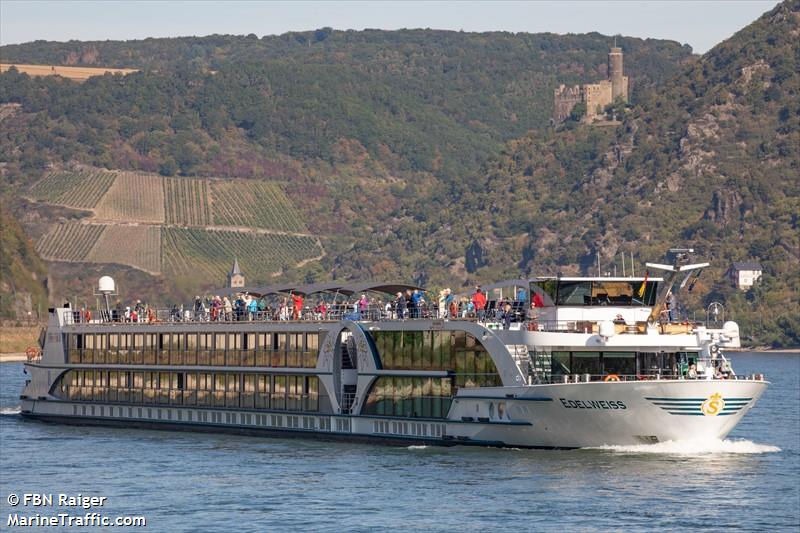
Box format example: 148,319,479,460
227,257,245,288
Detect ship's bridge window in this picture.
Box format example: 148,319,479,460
556,281,592,306
553,280,658,306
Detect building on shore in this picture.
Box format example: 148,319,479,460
552,45,629,123
729,262,763,290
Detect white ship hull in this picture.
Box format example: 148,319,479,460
21,379,766,449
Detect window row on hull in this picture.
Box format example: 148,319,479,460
52,370,322,412
66,331,321,368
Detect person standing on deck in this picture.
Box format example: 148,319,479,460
395,292,407,319
472,287,487,321
291,293,304,321
501,302,514,330
358,294,369,320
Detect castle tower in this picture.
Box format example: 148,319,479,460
227,258,245,288
608,46,625,101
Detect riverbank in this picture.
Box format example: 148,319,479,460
0,325,40,353
0,353,27,363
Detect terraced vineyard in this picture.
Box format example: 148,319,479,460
27,170,116,208
210,180,305,232
162,228,322,283
164,178,211,225
94,171,165,223
86,225,162,274
36,223,105,262
29,167,324,280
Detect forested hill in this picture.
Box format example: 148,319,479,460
0,4,797,345
449,0,798,345
0,31,691,181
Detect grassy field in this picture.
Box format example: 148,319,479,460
94,171,166,223
0,63,137,81
0,326,41,353
87,224,162,274
36,222,105,261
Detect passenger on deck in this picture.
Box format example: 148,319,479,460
193,296,203,321
291,293,304,320
247,295,258,320
395,292,407,319
472,287,487,321
438,290,447,319
687,363,698,379
358,294,369,319
517,287,527,304
279,297,289,321
444,288,454,319
411,290,423,318
223,296,233,321
501,302,514,330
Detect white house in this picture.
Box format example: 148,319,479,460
730,262,763,290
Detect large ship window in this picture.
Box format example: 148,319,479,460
603,352,635,375
572,352,600,375
551,351,571,375
556,281,592,305
366,330,501,387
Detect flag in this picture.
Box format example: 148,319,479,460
637,270,649,298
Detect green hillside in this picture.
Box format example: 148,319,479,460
0,31,691,183
449,0,799,346
0,6,797,345
0,207,48,320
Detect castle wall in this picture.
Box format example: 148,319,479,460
551,46,629,124
552,84,582,123
583,81,613,117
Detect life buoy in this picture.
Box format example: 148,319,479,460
604,374,620,382
25,346,40,361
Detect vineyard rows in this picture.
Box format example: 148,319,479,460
36,223,105,261
161,228,322,283
87,225,162,274
94,172,165,223
210,180,306,232
164,178,211,226
27,170,116,208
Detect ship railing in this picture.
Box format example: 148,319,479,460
58,308,706,334
59,303,513,325
544,371,764,383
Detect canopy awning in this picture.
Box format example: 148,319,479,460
340,281,425,296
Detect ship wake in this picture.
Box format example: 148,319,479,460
0,406,21,416
587,438,780,455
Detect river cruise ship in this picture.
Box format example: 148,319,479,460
19,254,768,448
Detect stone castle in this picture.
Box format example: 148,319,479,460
552,46,629,123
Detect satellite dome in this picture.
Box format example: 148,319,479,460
98,276,116,293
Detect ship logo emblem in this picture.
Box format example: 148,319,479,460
700,393,725,416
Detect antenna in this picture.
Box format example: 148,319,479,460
94,275,117,322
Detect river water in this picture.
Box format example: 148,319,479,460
1,352,798,532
